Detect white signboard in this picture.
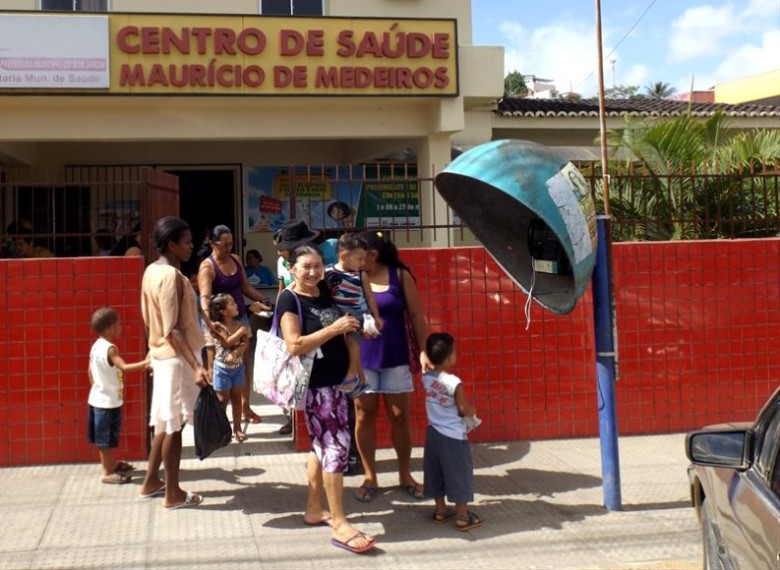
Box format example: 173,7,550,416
0,14,109,89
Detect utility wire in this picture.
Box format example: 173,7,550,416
575,0,661,91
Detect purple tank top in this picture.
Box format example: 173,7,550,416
209,256,247,318
361,266,409,370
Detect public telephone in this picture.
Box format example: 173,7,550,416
527,217,572,275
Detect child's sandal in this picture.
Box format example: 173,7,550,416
455,511,484,532
101,472,132,485
432,507,456,524
114,460,135,473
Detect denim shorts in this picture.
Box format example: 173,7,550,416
87,405,122,449
363,365,414,394
213,362,245,392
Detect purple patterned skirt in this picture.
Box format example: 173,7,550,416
303,386,350,473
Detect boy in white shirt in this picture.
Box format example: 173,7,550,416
87,308,149,484
422,332,483,531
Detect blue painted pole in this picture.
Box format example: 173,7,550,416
592,215,622,511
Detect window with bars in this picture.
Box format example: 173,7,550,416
261,0,323,16
40,0,108,11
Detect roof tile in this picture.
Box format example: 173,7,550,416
496,98,780,118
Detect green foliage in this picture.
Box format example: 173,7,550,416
604,85,645,100
644,81,677,99
594,114,780,241
503,71,527,98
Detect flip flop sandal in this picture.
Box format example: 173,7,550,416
400,483,425,500
339,376,360,393
330,531,375,554
455,511,484,532
346,382,369,399
114,461,135,473
432,507,457,524
139,484,166,498
164,491,203,511
234,431,248,443
353,483,379,503
101,472,132,485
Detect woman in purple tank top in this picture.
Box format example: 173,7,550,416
353,231,432,503
198,225,272,427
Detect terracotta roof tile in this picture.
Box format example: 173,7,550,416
496,98,780,118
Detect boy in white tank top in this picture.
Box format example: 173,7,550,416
87,308,149,484
422,332,484,531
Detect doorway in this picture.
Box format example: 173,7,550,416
167,167,240,271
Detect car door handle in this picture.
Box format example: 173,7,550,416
776,551,780,569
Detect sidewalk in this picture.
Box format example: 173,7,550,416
0,401,701,570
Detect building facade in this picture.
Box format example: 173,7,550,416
1,0,504,262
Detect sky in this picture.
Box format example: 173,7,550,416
470,0,780,97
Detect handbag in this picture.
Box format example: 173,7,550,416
253,288,314,412
399,268,422,374
193,385,232,460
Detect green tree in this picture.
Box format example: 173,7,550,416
503,71,528,98
604,85,644,100
644,81,677,99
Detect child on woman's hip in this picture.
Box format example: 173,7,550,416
324,233,383,398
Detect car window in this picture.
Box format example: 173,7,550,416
773,458,780,498
755,404,780,484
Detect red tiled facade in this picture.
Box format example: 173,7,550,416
0,257,147,466
2,241,779,465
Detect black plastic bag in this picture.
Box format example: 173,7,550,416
193,385,232,460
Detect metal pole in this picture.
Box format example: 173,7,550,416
592,216,621,510
595,0,611,217
594,0,621,511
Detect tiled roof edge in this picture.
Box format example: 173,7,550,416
496,98,780,118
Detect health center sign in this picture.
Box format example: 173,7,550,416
111,14,457,95
0,13,457,96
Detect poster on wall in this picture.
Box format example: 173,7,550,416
361,177,420,228
244,166,362,233
244,165,421,233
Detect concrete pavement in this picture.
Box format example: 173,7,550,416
0,400,701,569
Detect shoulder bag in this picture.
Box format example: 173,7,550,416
253,288,315,411
398,267,422,374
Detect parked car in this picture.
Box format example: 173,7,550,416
686,387,780,569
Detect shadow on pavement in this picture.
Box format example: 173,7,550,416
494,467,602,496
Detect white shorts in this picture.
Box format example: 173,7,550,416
363,365,414,395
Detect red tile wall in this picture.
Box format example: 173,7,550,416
4,240,778,465
0,257,147,467
613,240,780,434
295,241,780,450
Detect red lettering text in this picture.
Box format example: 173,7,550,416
117,26,139,54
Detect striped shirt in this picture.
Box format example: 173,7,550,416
324,265,368,315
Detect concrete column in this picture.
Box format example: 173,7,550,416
414,132,452,248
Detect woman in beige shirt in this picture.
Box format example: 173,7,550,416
139,216,209,510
